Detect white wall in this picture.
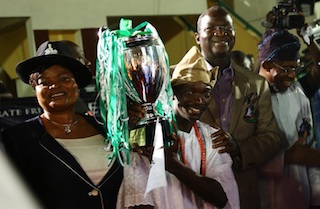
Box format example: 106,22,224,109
234,0,277,33
0,0,207,29
315,2,320,20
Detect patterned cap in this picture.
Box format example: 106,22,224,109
171,46,217,87
258,29,300,62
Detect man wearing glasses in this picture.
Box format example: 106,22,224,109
258,28,320,209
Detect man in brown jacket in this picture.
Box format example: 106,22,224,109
195,6,284,209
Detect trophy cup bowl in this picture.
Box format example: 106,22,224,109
123,44,167,125
123,36,169,147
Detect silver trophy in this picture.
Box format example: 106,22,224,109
123,35,167,125
122,35,169,146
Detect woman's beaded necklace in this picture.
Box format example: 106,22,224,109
179,122,206,176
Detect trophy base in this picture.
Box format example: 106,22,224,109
129,119,173,148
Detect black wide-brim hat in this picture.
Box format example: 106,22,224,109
16,41,92,88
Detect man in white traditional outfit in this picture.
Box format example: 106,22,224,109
258,29,320,209
117,46,240,209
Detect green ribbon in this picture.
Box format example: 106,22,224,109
96,18,176,165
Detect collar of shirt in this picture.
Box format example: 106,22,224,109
205,60,235,81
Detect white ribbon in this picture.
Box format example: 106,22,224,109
145,117,167,195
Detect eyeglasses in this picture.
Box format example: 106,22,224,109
272,62,296,73
205,25,235,33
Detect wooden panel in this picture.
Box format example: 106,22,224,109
81,28,99,75
34,30,49,48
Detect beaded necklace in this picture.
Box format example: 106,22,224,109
179,122,206,176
